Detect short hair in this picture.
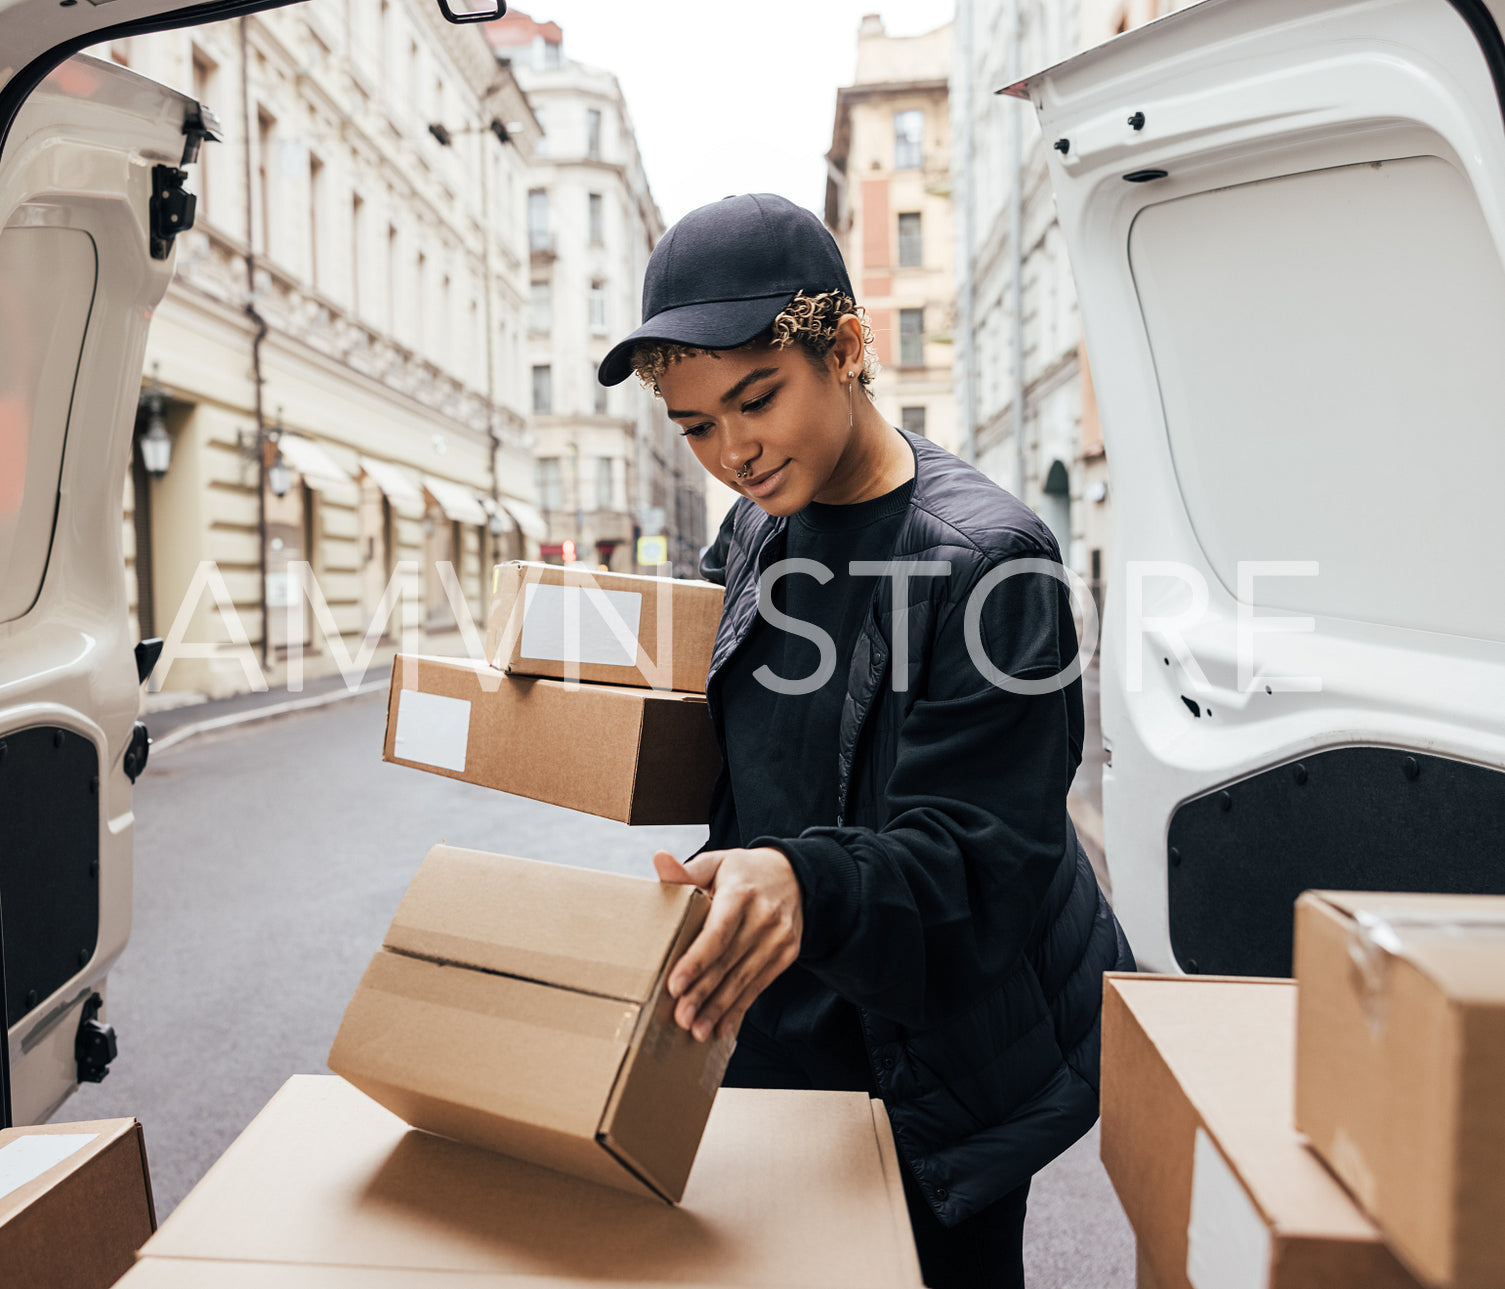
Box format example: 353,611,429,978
630,290,879,394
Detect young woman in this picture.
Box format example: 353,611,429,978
597,194,1133,1289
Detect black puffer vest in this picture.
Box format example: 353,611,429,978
700,430,1134,1226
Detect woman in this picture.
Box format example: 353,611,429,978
597,193,1133,1289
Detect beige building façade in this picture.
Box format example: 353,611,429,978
104,1,543,699
826,16,957,458
485,10,706,578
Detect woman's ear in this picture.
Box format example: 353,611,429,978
829,313,866,379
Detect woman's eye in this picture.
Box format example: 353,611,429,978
681,422,713,439
743,391,775,414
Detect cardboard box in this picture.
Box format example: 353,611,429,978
486,562,723,693
1294,891,1505,1289
383,653,720,825
0,1117,156,1289
139,1075,925,1287
1101,973,1421,1289
329,844,728,1203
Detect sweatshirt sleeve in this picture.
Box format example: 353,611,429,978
755,551,1084,1030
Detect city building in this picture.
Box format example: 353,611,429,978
484,10,706,577
826,16,957,456
952,0,1191,617
104,1,543,698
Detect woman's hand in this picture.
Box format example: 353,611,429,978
652,847,803,1042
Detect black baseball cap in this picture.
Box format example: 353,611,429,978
597,193,854,387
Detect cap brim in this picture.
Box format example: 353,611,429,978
596,291,796,387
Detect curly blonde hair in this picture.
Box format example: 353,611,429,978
631,290,879,394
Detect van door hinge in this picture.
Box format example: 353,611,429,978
149,164,195,260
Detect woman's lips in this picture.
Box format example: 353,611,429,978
742,460,791,497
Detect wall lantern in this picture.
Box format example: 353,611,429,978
138,380,172,479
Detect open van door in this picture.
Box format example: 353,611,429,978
0,0,302,1128
1007,0,1505,975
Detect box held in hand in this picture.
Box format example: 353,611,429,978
0,1116,155,1289
383,654,721,825
329,845,731,1203
486,561,723,692
1295,891,1505,1289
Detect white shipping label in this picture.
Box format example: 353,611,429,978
1187,1127,1272,1289
521,582,642,667
0,1133,99,1202
393,689,471,772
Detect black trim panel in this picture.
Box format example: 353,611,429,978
1168,745,1505,978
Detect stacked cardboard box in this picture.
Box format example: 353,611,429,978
1100,973,1421,1289
1294,891,1505,1289
0,1116,155,1289
129,1074,925,1286
385,564,724,825
328,845,728,1203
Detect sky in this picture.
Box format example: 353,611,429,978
515,1,956,226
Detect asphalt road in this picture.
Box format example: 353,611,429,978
67,691,1133,1287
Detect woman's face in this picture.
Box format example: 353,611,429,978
657,342,852,517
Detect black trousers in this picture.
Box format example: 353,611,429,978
724,1025,1030,1289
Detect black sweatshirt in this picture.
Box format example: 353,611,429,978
718,476,915,1093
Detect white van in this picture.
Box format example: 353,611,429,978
1010,0,1505,975
0,0,500,1130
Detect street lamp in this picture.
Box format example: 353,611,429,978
138,378,172,479
267,443,293,499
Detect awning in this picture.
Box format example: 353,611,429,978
500,497,548,542
423,474,490,527
359,456,426,517
277,435,356,497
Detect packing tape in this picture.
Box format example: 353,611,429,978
701,1034,736,1095
1345,908,1505,1035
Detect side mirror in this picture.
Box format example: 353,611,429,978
437,0,505,22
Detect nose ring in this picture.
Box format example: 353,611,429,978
736,462,753,481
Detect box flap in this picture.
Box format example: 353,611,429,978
1305,891,1505,1005
329,949,638,1137
385,846,701,1003
121,1259,737,1287
1108,976,1383,1240
142,1076,922,1286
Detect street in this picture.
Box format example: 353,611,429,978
67,687,1133,1287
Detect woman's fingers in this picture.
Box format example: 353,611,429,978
652,850,695,885
670,885,749,1017
714,950,799,1042
693,918,797,1041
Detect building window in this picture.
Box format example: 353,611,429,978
593,370,608,416
595,456,613,510
588,279,607,333
899,308,924,367
894,109,924,170
532,364,553,414
256,106,277,255
191,48,217,218
537,456,563,509
528,188,550,252
529,280,551,332
901,405,927,437
386,223,398,334
897,212,922,268
587,108,602,160
588,192,604,246
307,153,324,288
349,192,364,316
